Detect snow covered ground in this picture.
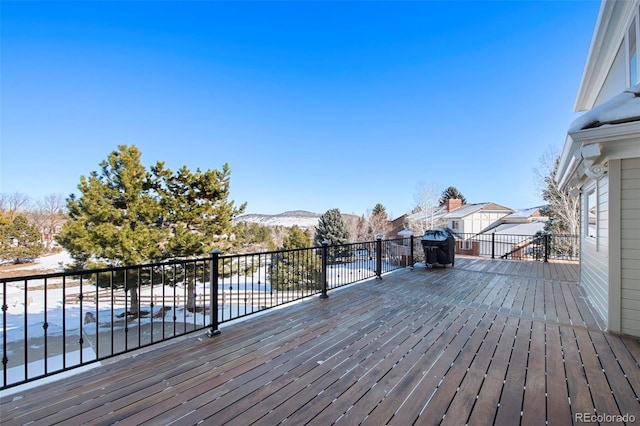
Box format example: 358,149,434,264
5,250,74,272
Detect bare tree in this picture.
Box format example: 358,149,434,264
365,203,389,240
343,215,369,243
27,194,67,250
411,181,440,235
534,147,580,236
0,192,31,221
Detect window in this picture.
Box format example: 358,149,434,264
586,188,597,240
452,220,459,230
629,17,638,85
459,240,472,250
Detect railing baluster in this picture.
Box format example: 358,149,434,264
2,280,8,387
23,278,28,382
43,277,48,376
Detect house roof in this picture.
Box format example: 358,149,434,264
442,203,513,219
574,0,639,111
570,83,640,132
501,206,546,221
404,207,448,223
484,221,547,236
557,83,640,190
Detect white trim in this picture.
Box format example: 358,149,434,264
575,0,640,111
557,121,640,191
585,185,598,243
608,160,621,333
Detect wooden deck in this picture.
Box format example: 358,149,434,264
2,257,640,425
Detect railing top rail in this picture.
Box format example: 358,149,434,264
0,256,215,284
1,234,578,283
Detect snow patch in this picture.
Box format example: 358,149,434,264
570,83,640,132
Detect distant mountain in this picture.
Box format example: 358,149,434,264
234,210,321,229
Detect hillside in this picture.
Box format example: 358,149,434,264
234,210,321,229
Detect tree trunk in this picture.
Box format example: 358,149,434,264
187,282,196,312
129,287,140,317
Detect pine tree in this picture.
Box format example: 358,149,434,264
153,162,246,257
367,203,388,239
57,145,163,268
314,208,350,262
57,145,163,315
0,214,44,263
439,186,467,206
56,145,246,314
283,225,311,249
270,226,319,290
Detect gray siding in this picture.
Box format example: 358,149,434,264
621,158,640,336
581,176,610,324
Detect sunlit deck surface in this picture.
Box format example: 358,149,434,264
2,257,640,425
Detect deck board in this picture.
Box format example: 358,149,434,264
2,257,640,425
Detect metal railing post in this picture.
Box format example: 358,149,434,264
376,236,383,279
320,241,329,299
207,249,221,337
544,234,549,263
410,235,414,268
491,232,495,259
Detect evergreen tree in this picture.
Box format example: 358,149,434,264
57,145,164,315
283,225,311,249
56,144,246,314
153,162,246,257
367,203,389,239
438,186,467,206
232,222,272,247
0,214,44,263
57,145,163,268
270,226,319,290
371,203,387,218
314,208,350,262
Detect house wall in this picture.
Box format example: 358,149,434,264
621,157,640,335
462,212,509,234
580,175,610,325
455,240,479,257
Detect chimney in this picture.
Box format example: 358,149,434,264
446,198,463,212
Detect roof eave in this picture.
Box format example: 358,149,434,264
574,0,638,111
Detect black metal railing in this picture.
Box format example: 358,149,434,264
410,232,579,262
1,233,577,390
1,237,405,390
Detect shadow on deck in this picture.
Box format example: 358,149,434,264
2,257,639,425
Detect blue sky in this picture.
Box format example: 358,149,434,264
1,1,600,218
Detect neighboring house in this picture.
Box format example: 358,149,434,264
556,0,640,336
475,207,549,260
396,199,515,238
442,202,513,235
393,200,542,258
